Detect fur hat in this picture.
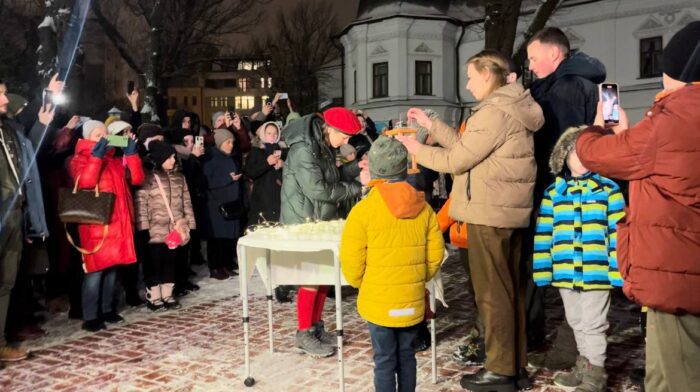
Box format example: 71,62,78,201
82,120,107,139
369,136,408,180
213,128,234,149
549,126,587,175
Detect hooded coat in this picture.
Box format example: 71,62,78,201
280,114,361,224
245,122,286,225
69,139,145,273
530,51,606,198
575,84,700,315
416,83,544,229
340,181,444,328
201,146,241,239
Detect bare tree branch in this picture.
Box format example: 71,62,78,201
92,0,144,74
512,0,565,69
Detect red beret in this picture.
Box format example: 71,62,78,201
323,107,362,135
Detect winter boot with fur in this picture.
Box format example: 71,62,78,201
575,362,607,392
161,283,182,310
296,328,334,357
554,356,589,388
146,286,165,311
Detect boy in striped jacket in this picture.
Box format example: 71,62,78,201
533,126,625,392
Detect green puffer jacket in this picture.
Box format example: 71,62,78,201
280,114,361,224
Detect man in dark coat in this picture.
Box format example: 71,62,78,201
525,27,606,370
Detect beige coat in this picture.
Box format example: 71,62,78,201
136,170,196,244
416,83,544,228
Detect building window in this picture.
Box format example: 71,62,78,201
373,62,388,98
192,96,197,106
238,78,249,92
268,77,273,89
261,95,270,105
238,61,253,71
415,61,432,95
235,96,255,110
183,96,189,106
223,79,236,88
170,96,177,108
209,96,229,108
640,36,663,78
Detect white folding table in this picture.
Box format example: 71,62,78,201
237,231,446,391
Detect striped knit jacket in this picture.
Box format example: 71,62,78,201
533,172,625,290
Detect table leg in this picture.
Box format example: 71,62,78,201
430,288,437,384
334,251,345,392
240,246,255,387
266,249,274,353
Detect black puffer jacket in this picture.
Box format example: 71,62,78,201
280,114,361,224
530,51,606,199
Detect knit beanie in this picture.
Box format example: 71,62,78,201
213,128,234,148
82,120,107,139
136,123,164,144
6,94,27,116
368,136,408,180
323,107,362,135
339,143,356,157
148,141,176,168
662,21,700,83
107,120,131,135
549,126,587,175
211,111,226,127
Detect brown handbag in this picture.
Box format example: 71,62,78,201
58,176,115,255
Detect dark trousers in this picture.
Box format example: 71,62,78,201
368,322,419,392
468,224,527,376
144,243,177,287
174,243,191,288
0,208,22,346
207,238,237,270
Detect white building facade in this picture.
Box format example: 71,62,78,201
337,0,700,127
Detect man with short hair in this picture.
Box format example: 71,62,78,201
0,78,55,362
525,26,607,370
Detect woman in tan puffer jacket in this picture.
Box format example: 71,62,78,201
135,141,196,311
398,49,544,390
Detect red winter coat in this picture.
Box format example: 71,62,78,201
576,84,700,315
69,139,145,273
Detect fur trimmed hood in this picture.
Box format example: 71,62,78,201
251,121,286,149
549,125,587,175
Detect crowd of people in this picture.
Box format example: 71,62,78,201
0,21,698,392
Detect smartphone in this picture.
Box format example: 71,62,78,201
127,81,135,95
278,93,288,100
195,136,204,146
106,135,128,147
42,89,53,110
76,116,91,128
600,83,620,124
227,106,235,116
273,150,282,157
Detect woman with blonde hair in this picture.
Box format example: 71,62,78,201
398,49,544,392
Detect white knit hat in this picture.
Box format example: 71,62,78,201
82,120,107,139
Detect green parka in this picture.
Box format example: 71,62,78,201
280,114,361,224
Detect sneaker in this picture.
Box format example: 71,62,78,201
103,311,125,324
452,338,486,365
146,299,166,312
295,329,334,357
575,363,607,392
412,322,431,353
553,356,589,388
82,319,107,332
312,321,337,347
0,346,28,362
163,297,182,310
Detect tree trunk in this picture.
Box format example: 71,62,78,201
512,0,565,70
36,0,72,85
144,0,163,123
484,0,523,56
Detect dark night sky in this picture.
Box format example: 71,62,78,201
251,0,361,35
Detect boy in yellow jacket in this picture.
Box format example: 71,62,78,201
340,136,444,392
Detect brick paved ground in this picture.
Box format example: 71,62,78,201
0,250,645,391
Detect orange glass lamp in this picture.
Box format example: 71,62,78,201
385,127,420,174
